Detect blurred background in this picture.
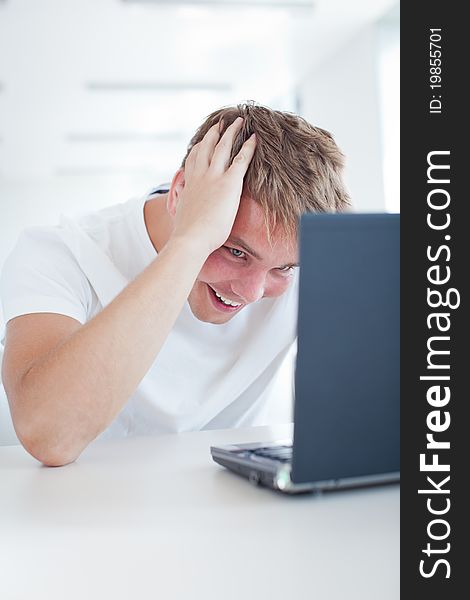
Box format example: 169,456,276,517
0,0,399,269
0,0,399,444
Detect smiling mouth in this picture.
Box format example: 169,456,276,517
207,285,243,311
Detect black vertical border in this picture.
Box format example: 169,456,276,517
401,2,465,597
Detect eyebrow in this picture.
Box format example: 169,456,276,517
228,236,299,269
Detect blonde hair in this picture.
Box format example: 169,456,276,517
182,102,350,238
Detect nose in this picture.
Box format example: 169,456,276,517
230,270,266,304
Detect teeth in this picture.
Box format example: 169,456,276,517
214,291,241,307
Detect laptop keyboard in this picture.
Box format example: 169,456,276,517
250,444,293,463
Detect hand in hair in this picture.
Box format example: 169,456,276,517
171,116,257,256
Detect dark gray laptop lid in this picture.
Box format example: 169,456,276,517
292,213,400,484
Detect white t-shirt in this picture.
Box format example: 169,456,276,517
0,192,298,440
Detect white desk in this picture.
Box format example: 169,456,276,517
0,425,399,599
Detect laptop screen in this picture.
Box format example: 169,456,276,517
292,213,400,484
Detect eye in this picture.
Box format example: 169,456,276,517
277,265,296,275
226,247,246,259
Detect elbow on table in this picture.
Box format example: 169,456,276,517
23,435,80,467
14,420,81,467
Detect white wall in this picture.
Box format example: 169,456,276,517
0,20,390,317
299,23,385,212
378,10,400,213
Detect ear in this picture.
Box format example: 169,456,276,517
166,168,185,218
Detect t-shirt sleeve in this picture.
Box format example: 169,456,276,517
1,227,92,326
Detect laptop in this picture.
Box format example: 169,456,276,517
211,213,400,494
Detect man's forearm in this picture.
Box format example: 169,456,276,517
16,237,208,465
6,117,257,466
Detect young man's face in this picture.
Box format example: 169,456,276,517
188,195,298,325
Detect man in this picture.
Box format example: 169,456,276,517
0,103,350,466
